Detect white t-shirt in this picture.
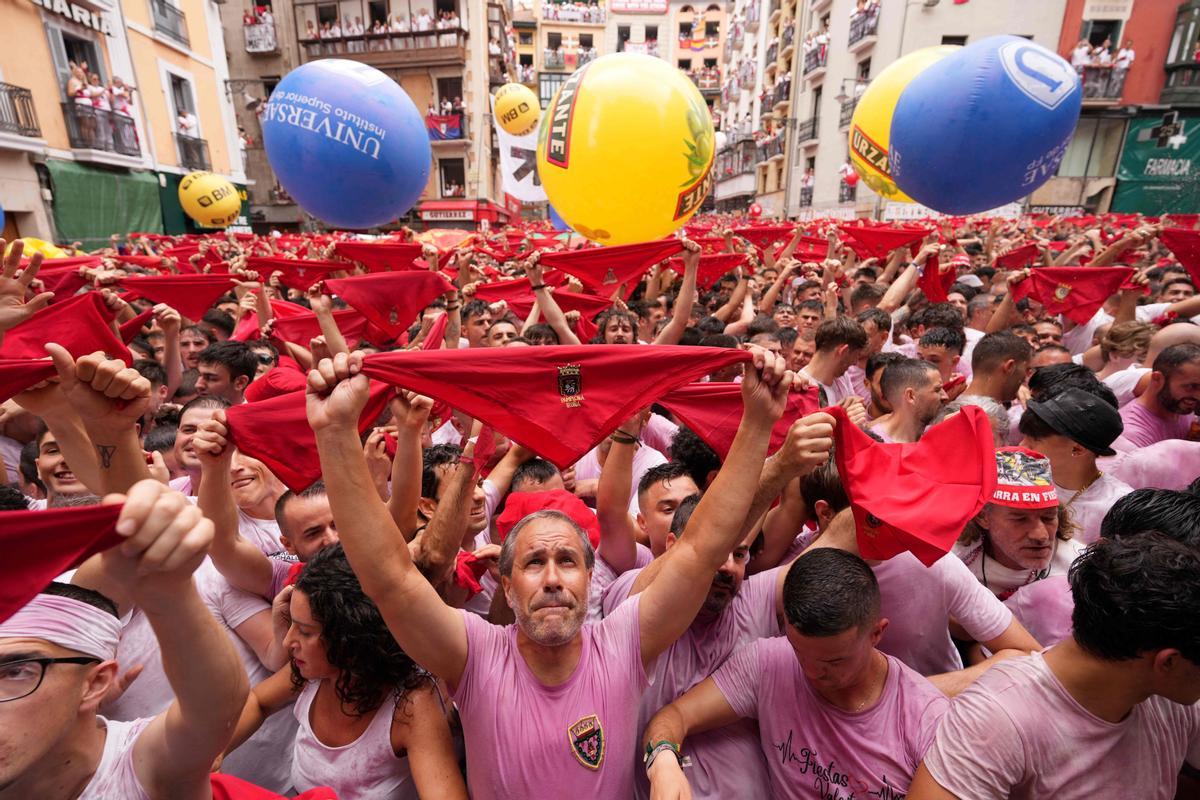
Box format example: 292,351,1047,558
1115,47,1135,68
1103,365,1149,408
1060,303,1169,355
923,650,1200,799
1056,473,1133,545
954,537,1086,601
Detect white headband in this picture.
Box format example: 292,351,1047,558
0,594,120,661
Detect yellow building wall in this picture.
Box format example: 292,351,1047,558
0,0,120,151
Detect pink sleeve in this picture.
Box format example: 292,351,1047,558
941,555,1013,644
642,413,679,455
453,609,507,706
922,689,1027,798
711,639,764,720
594,592,652,690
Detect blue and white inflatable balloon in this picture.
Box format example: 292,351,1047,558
889,35,1082,215
261,59,431,229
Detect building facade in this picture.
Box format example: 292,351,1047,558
1,0,244,245
712,0,767,212
219,0,517,231
783,0,1068,220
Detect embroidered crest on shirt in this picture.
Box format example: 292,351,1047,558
1053,283,1072,301
568,714,605,769
557,363,584,407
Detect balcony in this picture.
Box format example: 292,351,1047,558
838,182,857,203
768,0,781,23
539,2,606,24
725,81,741,102
689,70,722,93
544,48,566,69
803,47,826,77
151,0,190,47
61,103,140,158
757,135,784,161
794,116,818,144
0,83,40,138
766,41,778,64
426,113,468,142
847,9,878,51
175,132,211,171
772,77,791,108
746,4,760,31
738,67,755,90
517,63,536,84
620,40,660,57
838,96,858,129
244,21,278,53
799,185,812,207
1079,65,1126,104
578,48,598,66
299,28,468,67
1163,62,1200,105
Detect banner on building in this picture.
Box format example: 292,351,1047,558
426,114,462,140
491,96,547,203
882,201,1023,221
1111,112,1200,215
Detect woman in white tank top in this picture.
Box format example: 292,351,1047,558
220,545,466,799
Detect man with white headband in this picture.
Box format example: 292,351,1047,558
0,479,249,800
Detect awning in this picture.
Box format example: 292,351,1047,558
45,160,163,249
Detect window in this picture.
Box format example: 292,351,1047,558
703,57,717,68
704,20,719,38
941,35,967,46
617,24,631,50
1168,3,1199,64
805,156,815,171
679,58,692,70
367,0,387,25
439,158,466,197
547,31,562,48
436,76,463,107
857,58,870,81
811,86,821,118
170,74,196,119
580,33,593,47
679,21,691,38
1081,19,1122,49
47,27,107,100
519,53,533,66
539,72,566,106
519,30,532,44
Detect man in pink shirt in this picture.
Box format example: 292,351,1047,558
869,359,948,444
307,348,834,799
800,316,868,407
910,533,1200,799
643,548,949,800
1115,343,1200,451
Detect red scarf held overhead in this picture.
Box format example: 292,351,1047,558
918,259,958,304
119,308,156,343
324,272,455,340
224,380,394,492
664,254,749,289
537,240,684,299
246,257,347,291
270,308,372,350
244,360,308,403
1009,266,1133,325
332,241,424,273
0,292,131,363
117,274,235,322
360,345,752,469
230,296,311,341
992,243,1040,270
422,312,450,350
838,224,931,260
473,278,611,322
0,358,56,404
0,504,125,623
1158,228,1200,286
109,254,170,270
828,404,997,566
453,550,490,600
658,382,821,460
731,225,796,252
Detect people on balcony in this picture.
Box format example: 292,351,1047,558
415,8,434,47
1115,40,1135,71
391,14,409,49
176,108,198,138
346,16,365,52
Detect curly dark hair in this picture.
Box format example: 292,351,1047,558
668,425,721,489
292,544,428,716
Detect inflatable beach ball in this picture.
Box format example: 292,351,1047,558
179,171,241,228
261,59,430,229
495,83,541,136
537,53,715,246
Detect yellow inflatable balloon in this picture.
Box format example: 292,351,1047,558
4,237,67,259
849,46,958,203
537,53,714,245
179,171,241,228
494,83,540,136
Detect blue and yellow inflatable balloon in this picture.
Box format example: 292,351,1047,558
537,53,715,245
261,59,430,229
850,35,1081,214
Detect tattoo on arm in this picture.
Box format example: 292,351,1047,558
96,445,116,469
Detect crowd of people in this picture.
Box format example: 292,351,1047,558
541,0,605,24
300,7,462,54
1,208,1199,800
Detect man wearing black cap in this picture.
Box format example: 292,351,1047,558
1018,387,1131,545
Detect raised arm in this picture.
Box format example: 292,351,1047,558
410,424,484,590
0,241,53,345
525,254,582,345
636,350,790,668
595,414,647,573
308,352,468,685
388,392,434,539
94,480,250,796
877,261,921,315
154,304,183,398
193,411,275,598
653,242,699,346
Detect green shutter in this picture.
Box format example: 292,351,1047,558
45,160,164,249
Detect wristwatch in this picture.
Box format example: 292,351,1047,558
643,740,682,774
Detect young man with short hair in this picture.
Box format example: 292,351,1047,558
871,359,948,444
195,341,257,404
